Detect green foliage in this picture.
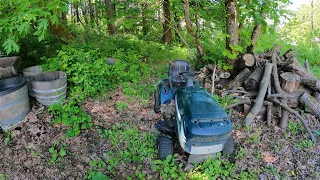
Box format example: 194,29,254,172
94,124,157,177
0,174,8,180
235,147,247,159
152,154,186,180
48,142,69,164
85,159,108,180
248,129,262,144
0,0,67,54
287,121,304,136
297,139,313,149
263,165,281,179
116,101,129,111
48,102,93,137
4,131,12,145
190,153,235,179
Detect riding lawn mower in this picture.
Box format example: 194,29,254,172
154,60,234,163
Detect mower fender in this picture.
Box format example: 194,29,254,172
157,79,174,105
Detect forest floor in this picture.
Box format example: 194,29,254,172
0,69,320,180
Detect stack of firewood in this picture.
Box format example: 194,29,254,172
197,45,319,144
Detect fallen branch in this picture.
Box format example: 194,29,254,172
267,97,317,144
271,44,289,129
245,63,273,126
224,97,251,109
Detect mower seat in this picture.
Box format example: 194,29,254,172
168,60,191,86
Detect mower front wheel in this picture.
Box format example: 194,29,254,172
154,89,161,113
157,135,173,160
222,135,235,155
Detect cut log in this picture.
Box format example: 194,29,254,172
313,92,320,103
280,72,301,93
301,77,320,92
268,97,317,144
299,92,320,118
234,53,255,72
245,63,273,126
219,72,231,79
227,68,251,89
244,65,265,90
0,56,21,79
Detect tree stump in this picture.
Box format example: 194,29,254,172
244,65,265,90
280,72,301,93
0,57,21,79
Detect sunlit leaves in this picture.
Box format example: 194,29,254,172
0,0,67,54
2,38,19,54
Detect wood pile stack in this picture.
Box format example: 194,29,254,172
197,44,319,143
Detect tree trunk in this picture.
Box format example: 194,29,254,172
75,4,80,23
105,0,116,35
246,24,262,54
246,4,266,54
163,0,172,44
88,0,95,24
225,0,239,60
184,0,205,57
81,1,89,24
141,3,148,36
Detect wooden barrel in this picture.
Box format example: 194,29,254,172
0,77,30,130
0,56,21,79
23,66,42,97
31,71,67,106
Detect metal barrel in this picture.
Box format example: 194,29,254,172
30,71,67,106
0,76,30,130
22,66,42,97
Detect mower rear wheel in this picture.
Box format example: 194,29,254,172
154,89,161,113
222,135,235,155
157,136,173,160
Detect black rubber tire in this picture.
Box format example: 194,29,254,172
222,135,235,155
157,136,173,160
154,89,161,113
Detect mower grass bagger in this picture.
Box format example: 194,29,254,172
154,60,234,163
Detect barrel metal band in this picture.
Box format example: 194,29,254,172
32,84,67,93
0,93,28,110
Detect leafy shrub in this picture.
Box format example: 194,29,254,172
152,154,186,180
90,124,157,177
189,153,235,179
